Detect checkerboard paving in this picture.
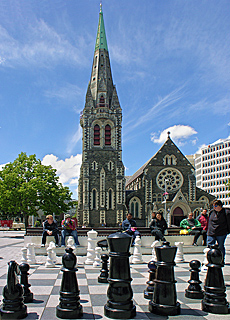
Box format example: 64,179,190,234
0,253,230,320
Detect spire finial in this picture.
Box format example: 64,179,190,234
167,131,170,138
100,1,102,13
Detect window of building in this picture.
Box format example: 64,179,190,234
99,95,105,107
92,189,97,209
94,125,100,145
108,189,113,209
105,124,111,145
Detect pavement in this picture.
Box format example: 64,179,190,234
0,230,230,320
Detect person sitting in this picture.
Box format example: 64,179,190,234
149,212,167,241
149,211,157,226
61,214,80,247
180,212,202,246
198,209,209,246
41,215,59,247
122,213,140,246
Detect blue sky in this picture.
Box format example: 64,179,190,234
0,0,230,199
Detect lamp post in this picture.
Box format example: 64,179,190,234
163,179,169,225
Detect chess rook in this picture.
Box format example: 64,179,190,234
185,260,203,299
144,260,157,300
98,254,109,283
19,263,34,303
85,229,98,265
0,261,27,319
104,231,136,319
202,245,230,314
56,247,83,319
149,241,181,316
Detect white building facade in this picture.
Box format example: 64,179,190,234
194,137,230,207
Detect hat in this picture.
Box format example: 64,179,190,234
65,214,71,219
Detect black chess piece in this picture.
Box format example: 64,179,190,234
98,254,109,283
144,260,157,300
104,231,136,319
0,260,27,319
149,241,181,316
19,263,34,303
185,260,204,299
202,244,230,314
56,247,83,319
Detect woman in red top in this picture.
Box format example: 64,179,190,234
198,209,209,246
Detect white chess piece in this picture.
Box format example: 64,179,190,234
45,247,55,268
21,247,27,264
85,229,98,265
151,240,161,261
49,241,57,264
131,236,144,264
201,247,210,272
93,247,102,267
67,236,78,257
27,243,36,265
175,242,185,263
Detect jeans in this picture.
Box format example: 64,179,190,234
207,234,227,259
124,229,140,245
151,229,166,241
61,229,80,246
190,229,202,244
42,230,59,245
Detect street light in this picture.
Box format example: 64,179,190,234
163,179,169,225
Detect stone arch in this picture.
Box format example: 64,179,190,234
129,196,142,219
171,202,190,226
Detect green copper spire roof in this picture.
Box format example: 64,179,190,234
95,4,108,52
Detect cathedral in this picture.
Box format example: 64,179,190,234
77,5,126,227
77,6,214,227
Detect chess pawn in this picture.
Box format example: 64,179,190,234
49,241,57,264
151,240,160,262
98,254,109,283
85,229,98,265
201,247,210,273
45,247,55,268
27,243,36,265
21,247,27,264
56,247,83,319
67,236,78,256
131,235,144,264
202,245,230,314
149,241,181,316
175,242,184,263
185,260,203,299
19,263,34,303
104,231,136,319
144,260,157,300
93,247,102,268
0,261,27,319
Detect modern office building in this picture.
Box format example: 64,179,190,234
194,137,230,207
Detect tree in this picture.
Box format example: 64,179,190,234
0,152,73,227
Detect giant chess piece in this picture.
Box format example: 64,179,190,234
185,260,203,299
85,229,98,265
56,247,83,319
0,260,27,319
201,247,210,273
149,241,181,316
131,235,143,264
45,247,55,268
104,231,136,319
19,263,33,303
151,240,160,262
202,245,230,314
144,260,157,300
93,247,102,268
20,248,27,264
27,243,36,265
175,242,184,263
98,254,109,283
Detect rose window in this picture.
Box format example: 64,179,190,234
156,168,183,192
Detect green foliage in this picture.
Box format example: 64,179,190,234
0,152,73,220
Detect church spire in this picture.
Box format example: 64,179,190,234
95,4,108,52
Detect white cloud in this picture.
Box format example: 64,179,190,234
67,125,82,154
151,125,197,145
42,154,82,187
196,135,230,154
0,163,8,170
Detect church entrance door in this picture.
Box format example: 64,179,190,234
172,207,184,226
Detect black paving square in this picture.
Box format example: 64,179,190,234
90,294,107,306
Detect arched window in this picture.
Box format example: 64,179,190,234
131,202,134,216
108,189,112,209
94,125,100,145
92,190,96,209
135,201,139,217
105,124,111,145
99,95,105,107
129,197,141,218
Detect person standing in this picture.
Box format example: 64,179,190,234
180,212,202,246
198,209,209,246
61,214,80,247
41,215,59,247
122,213,140,246
149,212,167,241
207,200,230,261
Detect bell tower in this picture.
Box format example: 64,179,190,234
78,5,126,227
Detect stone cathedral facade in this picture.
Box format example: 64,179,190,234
77,6,126,227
